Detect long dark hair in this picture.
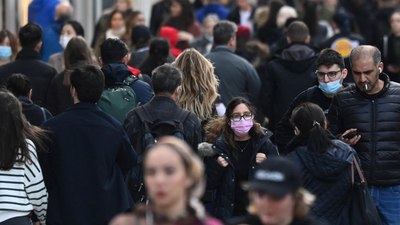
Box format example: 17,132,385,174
264,0,285,28
0,90,47,170
165,0,195,31
140,38,170,76
63,36,94,86
290,102,333,153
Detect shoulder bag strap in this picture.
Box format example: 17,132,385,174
352,155,365,184
41,107,47,121
135,106,152,132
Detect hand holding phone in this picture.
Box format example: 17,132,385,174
342,131,359,139
341,128,361,145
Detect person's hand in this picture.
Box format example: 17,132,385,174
217,156,229,167
256,153,267,163
109,213,136,225
341,128,361,145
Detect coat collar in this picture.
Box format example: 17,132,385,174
16,48,41,60
211,45,234,53
68,102,100,111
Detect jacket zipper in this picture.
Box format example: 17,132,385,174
369,99,376,182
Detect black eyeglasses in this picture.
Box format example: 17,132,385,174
231,112,253,122
315,70,341,79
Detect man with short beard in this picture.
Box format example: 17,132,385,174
328,45,400,225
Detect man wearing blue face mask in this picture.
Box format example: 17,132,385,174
275,48,349,154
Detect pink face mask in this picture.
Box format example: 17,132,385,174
230,119,253,137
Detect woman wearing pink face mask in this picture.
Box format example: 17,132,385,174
201,97,278,222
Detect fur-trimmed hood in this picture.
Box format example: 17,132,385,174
198,142,216,158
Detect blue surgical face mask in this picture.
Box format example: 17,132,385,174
0,46,12,60
319,79,342,94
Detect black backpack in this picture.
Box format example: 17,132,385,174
127,106,190,203
135,106,190,152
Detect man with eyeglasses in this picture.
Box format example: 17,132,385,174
275,48,348,154
327,45,400,225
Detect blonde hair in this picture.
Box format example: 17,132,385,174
145,136,206,219
248,188,315,219
173,48,219,121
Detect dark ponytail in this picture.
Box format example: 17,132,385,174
290,102,333,153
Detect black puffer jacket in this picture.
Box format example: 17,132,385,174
287,140,356,225
201,134,278,221
327,73,400,186
275,84,352,154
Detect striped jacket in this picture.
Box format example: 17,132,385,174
0,139,48,224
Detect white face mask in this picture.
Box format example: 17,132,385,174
59,35,73,49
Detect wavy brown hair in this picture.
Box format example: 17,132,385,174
173,48,219,121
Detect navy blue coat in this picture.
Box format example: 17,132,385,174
42,102,137,225
287,140,356,225
202,134,278,221
0,49,57,106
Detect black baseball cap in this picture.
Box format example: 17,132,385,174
243,157,302,198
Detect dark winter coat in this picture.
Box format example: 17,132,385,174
124,96,202,155
19,96,52,126
259,43,318,131
45,71,73,115
0,49,57,106
287,139,356,225
42,102,137,225
101,63,154,105
379,34,400,82
205,46,261,106
201,133,278,221
275,85,350,154
327,73,400,186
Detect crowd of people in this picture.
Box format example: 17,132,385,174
0,0,400,225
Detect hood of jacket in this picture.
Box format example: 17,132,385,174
279,43,317,62
270,43,317,73
101,63,132,87
294,140,354,182
160,26,179,47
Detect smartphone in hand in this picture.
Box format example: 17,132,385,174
342,131,359,139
